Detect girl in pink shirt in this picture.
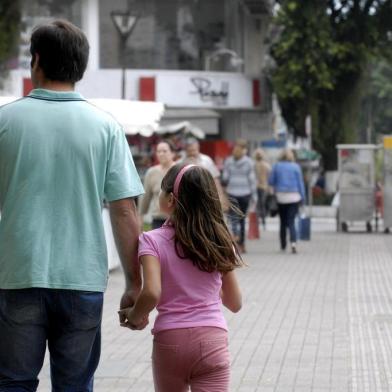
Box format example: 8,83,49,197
119,163,244,392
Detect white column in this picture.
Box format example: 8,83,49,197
82,0,100,70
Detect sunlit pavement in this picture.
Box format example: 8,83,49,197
37,217,392,391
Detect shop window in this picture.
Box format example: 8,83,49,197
99,0,238,71
19,0,82,69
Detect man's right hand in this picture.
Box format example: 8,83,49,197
118,306,149,330
118,288,141,324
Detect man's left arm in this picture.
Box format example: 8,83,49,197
109,198,142,320
104,126,145,319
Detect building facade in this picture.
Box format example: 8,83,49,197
2,0,274,143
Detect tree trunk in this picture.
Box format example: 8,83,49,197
317,67,368,170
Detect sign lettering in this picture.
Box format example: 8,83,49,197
190,77,229,106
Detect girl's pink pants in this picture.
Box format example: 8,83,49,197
152,327,230,392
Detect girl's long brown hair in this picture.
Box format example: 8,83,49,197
161,163,244,273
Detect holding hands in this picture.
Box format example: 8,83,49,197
118,307,149,330
118,255,161,332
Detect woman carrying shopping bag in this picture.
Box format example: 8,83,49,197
268,149,305,254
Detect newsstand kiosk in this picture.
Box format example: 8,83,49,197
383,137,392,232
337,144,378,232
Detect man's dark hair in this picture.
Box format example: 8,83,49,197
30,19,89,83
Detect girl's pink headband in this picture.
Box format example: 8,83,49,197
173,164,195,197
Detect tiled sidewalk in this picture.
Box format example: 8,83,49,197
37,221,392,391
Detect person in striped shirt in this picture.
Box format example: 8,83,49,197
222,139,257,253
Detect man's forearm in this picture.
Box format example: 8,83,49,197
109,198,142,290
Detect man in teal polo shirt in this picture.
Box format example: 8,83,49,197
0,20,144,391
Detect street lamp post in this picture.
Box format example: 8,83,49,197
111,11,138,99
204,48,244,72
305,114,313,215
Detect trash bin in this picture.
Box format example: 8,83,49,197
336,144,379,232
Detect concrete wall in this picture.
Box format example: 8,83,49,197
243,14,269,77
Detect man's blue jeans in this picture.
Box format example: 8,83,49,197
0,288,103,392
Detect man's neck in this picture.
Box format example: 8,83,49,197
36,80,74,91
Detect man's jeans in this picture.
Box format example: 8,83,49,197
0,288,103,392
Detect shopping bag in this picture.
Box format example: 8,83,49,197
297,214,311,240
247,211,260,240
266,194,279,217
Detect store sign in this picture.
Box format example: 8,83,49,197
156,72,253,109
111,12,138,38
190,77,229,106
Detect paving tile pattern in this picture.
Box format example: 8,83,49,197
349,235,392,392
35,223,392,391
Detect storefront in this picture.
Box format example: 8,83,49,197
2,0,273,143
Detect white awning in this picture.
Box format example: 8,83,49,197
0,96,19,106
160,108,220,135
88,99,165,136
0,96,165,137
156,121,205,139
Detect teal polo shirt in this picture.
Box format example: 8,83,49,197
0,89,144,291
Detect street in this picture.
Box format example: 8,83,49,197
37,218,392,391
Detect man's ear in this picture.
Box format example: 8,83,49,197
30,53,39,69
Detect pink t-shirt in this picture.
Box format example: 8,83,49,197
138,223,228,334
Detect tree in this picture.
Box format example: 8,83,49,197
0,0,21,89
360,60,392,139
271,0,392,169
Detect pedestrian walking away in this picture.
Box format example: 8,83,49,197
0,20,144,391
253,148,271,229
268,149,306,254
182,137,229,211
119,163,244,392
222,139,257,253
139,140,176,229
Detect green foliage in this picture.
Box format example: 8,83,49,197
272,1,335,100
367,61,392,135
360,59,392,143
0,0,21,87
271,0,392,169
